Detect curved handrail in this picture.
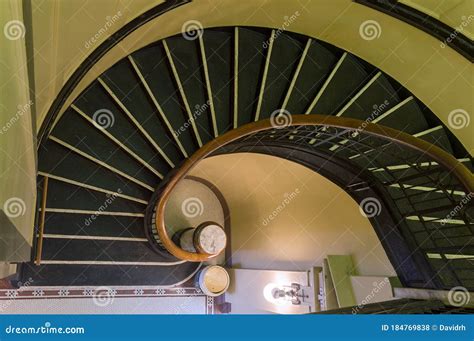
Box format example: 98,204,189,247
155,115,473,262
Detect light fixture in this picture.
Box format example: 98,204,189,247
263,282,308,305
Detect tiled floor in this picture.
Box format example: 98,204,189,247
0,286,214,314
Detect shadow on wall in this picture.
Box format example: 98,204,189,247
0,210,31,263
190,153,396,277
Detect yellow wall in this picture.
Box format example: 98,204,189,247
190,153,396,277
0,0,36,254
30,0,161,133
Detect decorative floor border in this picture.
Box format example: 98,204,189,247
0,286,214,314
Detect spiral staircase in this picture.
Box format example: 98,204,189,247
21,27,472,289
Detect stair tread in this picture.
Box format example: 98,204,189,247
165,36,213,145
51,108,161,185
43,213,145,238
338,74,400,120
131,44,199,155
309,54,369,115
45,179,145,213
285,40,337,115
73,82,171,175
417,127,454,154
100,59,183,166
20,262,200,286
41,239,172,263
38,140,152,200
236,28,268,125
258,32,305,119
204,28,234,135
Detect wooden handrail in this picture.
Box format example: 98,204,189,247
35,176,49,265
155,115,473,262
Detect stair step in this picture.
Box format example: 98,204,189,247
256,31,305,120
236,28,268,126
51,107,161,184
164,36,213,145
306,53,369,115
414,125,453,154
43,213,145,238
71,82,170,176
335,73,404,126
20,262,200,286
41,239,171,263
203,28,234,135
285,40,337,115
131,43,199,155
373,96,429,134
100,59,183,166
45,179,145,214
38,139,152,200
